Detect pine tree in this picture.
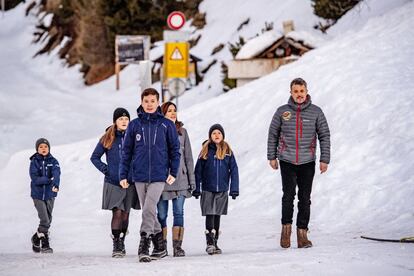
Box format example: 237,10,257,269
311,0,362,21
311,0,362,32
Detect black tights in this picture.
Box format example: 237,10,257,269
111,208,129,238
205,215,221,232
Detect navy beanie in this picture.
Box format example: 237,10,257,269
113,107,130,123
209,124,225,139
35,138,50,151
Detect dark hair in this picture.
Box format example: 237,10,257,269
141,88,160,101
161,101,184,135
290,78,307,89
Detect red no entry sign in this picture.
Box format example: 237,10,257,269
167,11,186,30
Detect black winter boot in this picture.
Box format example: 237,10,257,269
31,232,41,253
40,232,53,253
120,232,126,255
214,230,222,254
150,231,167,260
138,232,151,262
205,230,216,255
112,235,124,258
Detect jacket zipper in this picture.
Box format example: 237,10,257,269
141,127,146,145
153,125,158,145
119,135,123,158
148,123,152,183
296,105,301,164
216,157,219,192
119,135,123,182
42,159,46,200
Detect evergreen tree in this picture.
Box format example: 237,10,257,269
311,0,362,21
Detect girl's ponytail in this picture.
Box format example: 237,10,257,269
100,124,117,149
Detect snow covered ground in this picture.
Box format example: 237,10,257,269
1,1,414,275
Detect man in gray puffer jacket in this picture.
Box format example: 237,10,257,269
267,78,330,249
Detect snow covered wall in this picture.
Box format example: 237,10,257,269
0,0,413,275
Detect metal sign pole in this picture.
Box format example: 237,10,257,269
1,0,5,18
175,78,179,109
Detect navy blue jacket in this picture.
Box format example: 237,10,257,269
90,130,132,186
119,106,181,183
29,153,61,200
195,143,239,196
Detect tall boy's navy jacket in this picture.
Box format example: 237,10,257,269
29,153,61,200
194,143,239,196
90,130,132,186
119,106,181,183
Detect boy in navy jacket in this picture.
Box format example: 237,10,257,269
29,138,61,253
120,88,180,262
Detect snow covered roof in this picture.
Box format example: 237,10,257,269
285,30,325,48
235,30,324,60
235,30,280,60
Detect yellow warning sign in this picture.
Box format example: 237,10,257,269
170,47,184,60
164,42,189,79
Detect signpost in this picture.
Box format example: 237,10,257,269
164,42,189,79
167,11,186,30
115,35,150,90
163,11,189,105
167,78,187,107
163,30,190,42
1,0,5,17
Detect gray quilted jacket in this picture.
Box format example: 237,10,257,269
164,127,195,194
267,95,330,165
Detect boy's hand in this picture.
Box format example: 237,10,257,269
166,175,176,185
52,186,59,192
120,179,129,189
320,162,328,174
269,159,278,170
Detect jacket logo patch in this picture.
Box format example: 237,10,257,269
136,134,141,141
282,111,291,121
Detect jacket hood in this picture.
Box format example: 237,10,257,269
137,106,164,120
30,152,52,161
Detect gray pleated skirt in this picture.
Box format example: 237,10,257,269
102,182,141,212
200,191,228,216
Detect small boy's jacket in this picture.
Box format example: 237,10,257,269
29,153,61,200
119,106,181,183
90,130,132,186
195,142,239,196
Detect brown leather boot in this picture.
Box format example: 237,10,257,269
162,227,168,255
297,228,313,248
172,226,185,257
280,224,292,248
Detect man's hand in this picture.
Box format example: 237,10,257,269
269,159,278,170
52,186,59,193
120,179,129,189
320,162,328,174
166,175,176,185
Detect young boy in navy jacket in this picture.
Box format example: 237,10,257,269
29,138,61,253
193,124,239,255
119,88,181,262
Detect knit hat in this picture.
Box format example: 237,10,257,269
35,138,50,151
113,107,130,123
209,124,225,139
